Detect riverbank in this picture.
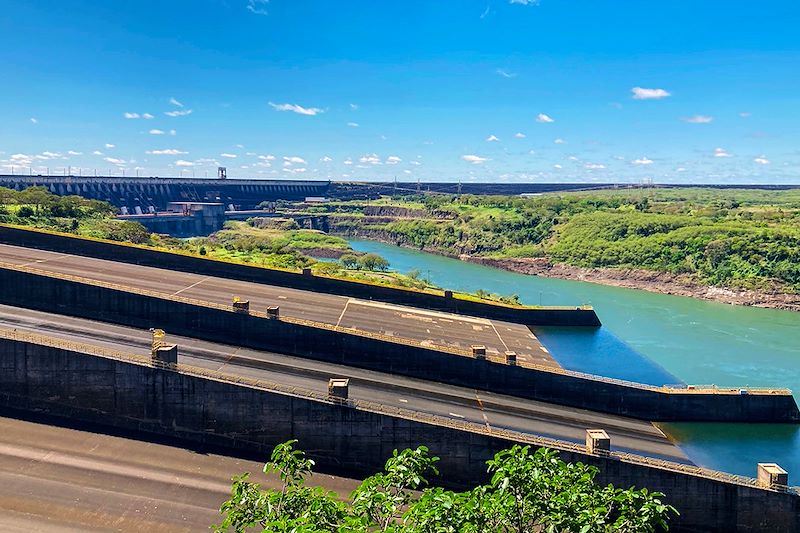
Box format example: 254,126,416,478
463,255,800,312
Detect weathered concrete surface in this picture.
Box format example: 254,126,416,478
0,225,601,326
0,338,797,533
0,265,797,423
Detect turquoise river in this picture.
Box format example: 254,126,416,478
349,239,800,485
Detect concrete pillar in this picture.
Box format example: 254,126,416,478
472,345,486,360
152,344,178,366
302,267,312,277
504,351,517,366
328,378,349,402
443,290,453,299
757,463,789,489
267,306,280,319
232,297,250,314
586,429,611,455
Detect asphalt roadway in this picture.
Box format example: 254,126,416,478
0,414,360,532
0,243,557,368
0,305,688,464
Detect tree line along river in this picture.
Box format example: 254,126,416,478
349,239,800,485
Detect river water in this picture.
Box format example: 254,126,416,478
349,239,800,484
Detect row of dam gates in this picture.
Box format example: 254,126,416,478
0,175,331,210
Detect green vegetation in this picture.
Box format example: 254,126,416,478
215,440,677,532
315,188,800,293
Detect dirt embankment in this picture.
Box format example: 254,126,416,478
463,256,800,311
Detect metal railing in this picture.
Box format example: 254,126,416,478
0,327,796,495
0,260,792,396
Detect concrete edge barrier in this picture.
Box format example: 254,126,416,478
0,333,798,533
0,264,796,423
0,224,601,326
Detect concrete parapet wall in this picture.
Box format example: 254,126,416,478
0,336,797,533
0,265,796,423
0,225,600,326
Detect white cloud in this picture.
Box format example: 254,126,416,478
343,158,353,166
142,113,154,119
165,109,193,117
683,115,713,124
553,164,563,169
67,150,82,156
754,156,770,165
584,163,606,169
496,69,517,78
268,102,323,116
386,156,402,165
347,122,360,127
536,113,554,123
510,0,540,5
29,117,38,124
169,129,177,136
169,97,184,108
320,156,333,162
514,132,526,139
147,149,187,155
104,157,126,165
553,138,566,144
149,129,165,135
283,156,307,165
105,143,115,149
258,154,276,161
631,87,671,100
124,112,140,119
39,151,61,159
220,153,237,158
175,159,195,167
92,150,103,156
247,0,269,15
410,160,421,166
462,154,489,164
632,157,654,165
739,112,751,118
349,103,359,110
486,134,500,142
714,147,732,158
359,153,381,165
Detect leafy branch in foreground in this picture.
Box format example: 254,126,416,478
215,441,677,533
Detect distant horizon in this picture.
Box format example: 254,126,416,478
1,1,799,183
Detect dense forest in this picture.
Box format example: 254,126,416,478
320,188,800,293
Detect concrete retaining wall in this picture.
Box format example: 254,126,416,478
0,225,601,326
0,338,797,533
0,265,797,423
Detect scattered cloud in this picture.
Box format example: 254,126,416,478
67,150,82,156
480,5,491,19
536,113,554,123
553,138,566,144
359,153,381,165
462,154,489,164
632,157,654,165
220,153,237,158
104,157,126,165
631,87,671,100
39,151,61,159
169,97,184,108
105,143,115,149
486,134,500,142
165,109,193,117
739,112,751,118
169,129,177,136
553,164,563,169
682,115,713,124
754,156,770,165
347,122,360,127
349,103,359,110
514,132,526,139
124,112,140,119
142,113,154,119
584,163,606,169
29,117,38,124
175,159,195,167
268,102,323,116
124,112,154,119
259,154,276,161
386,156,402,165
714,147,732,158
92,150,103,156
343,158,353,166
283,156,307,165
149,129,165,135
247,0,269,15
320,156,333,162
496,69,517,78
147,149,187,155
510,0,540,5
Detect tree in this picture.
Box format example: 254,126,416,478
358,253,390,272
215,441,678,532
340,253,359,269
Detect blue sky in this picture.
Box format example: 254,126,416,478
1,0,799,183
